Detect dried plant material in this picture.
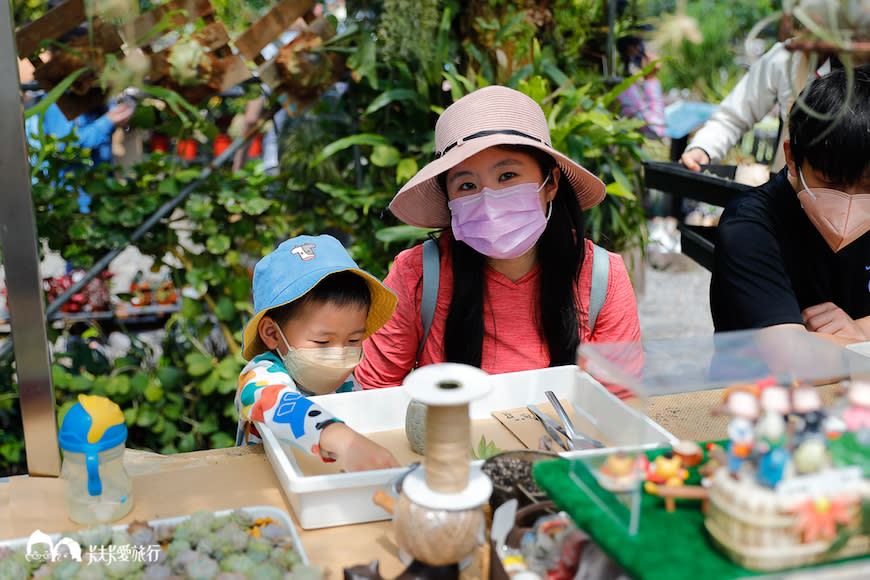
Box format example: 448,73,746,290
167,37,212,87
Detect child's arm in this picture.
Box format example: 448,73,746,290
237,355,399,470
319,422,400,471
237,356,341,459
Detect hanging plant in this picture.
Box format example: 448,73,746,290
167,35,213,87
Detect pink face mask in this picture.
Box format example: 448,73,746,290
797,168,870,253
448,178,551,259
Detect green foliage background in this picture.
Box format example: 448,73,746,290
644,0,782,101
2,0,778,475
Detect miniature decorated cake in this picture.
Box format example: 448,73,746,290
702,378,870,571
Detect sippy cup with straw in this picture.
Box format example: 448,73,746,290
58,394,134,524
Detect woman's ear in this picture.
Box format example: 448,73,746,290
546,166,561,202
258,316,282,352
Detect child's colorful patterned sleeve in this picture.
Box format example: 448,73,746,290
236,357,342,461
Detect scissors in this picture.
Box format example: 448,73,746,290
544,391,605,450
527,404,572,451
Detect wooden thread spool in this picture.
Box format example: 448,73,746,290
424,386,469,494
397,364,493,566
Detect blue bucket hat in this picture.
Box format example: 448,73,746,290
242,234,398,360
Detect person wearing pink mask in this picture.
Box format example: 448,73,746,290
355,86,642,396
711,65,870,342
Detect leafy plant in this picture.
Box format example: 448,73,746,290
3,0,658,476
2,130,279,474
471,435,504,460
647,0,779,100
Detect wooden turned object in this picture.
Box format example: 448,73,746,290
394,364,493,567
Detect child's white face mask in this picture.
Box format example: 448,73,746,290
274,322,362,395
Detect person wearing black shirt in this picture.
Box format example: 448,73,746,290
711,65,870,341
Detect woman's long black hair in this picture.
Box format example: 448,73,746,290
440,145,586,367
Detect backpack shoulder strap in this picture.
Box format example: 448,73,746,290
589,243,610,334
417,238,440,366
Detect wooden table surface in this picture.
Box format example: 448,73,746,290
0,445,484,579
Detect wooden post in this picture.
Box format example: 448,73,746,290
0,0,61,477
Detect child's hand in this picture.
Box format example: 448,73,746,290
320,422,400,472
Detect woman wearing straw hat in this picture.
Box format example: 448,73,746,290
356,86,641,396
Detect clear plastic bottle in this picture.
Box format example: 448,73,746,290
58,395,134,525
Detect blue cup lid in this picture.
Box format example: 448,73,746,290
58,395,127,454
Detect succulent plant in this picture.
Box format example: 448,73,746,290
166,539,192,561
249,561,284,580
271,546,302,570
75,524,114,549
227,510,256,528
246,536,273,563
141,564,173,580
218,553,255,574
127,521,157,547
259,523,288,542
0,557,29,580
0,510,311,579
196,532,219,557
185,553,220,580
170,548,199,574
214,523,249,554
73,564,109,580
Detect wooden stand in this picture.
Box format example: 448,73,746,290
656,484,710,514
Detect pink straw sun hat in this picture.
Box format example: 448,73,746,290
389,85,606,229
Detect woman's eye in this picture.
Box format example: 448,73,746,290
312,340,329,345
457,181,477,191
347,338,361,344
498,171,518,182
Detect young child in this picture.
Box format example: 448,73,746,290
236,234,400,472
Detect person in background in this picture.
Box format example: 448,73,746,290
614,25,666,139
355,86,642,397
236,234,400,472
678,40,863,173
26,100,134,168
710,66,870,343
23,19,135,213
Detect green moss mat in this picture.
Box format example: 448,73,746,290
533,450,870,580
830,432,870,478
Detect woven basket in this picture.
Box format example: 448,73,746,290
704,467,870,571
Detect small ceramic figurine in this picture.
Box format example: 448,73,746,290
596,452,641,492
842,379,870,444
755,381,792,488
790,383,828,474
672,440,704,468
642,452,688,494
791,383,826,441
699,443,727,488
719,385,761,477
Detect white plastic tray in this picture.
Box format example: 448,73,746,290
0,505,307,565
258,365,677,529
846,341,870,359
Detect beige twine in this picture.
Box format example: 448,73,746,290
424,403,470,493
